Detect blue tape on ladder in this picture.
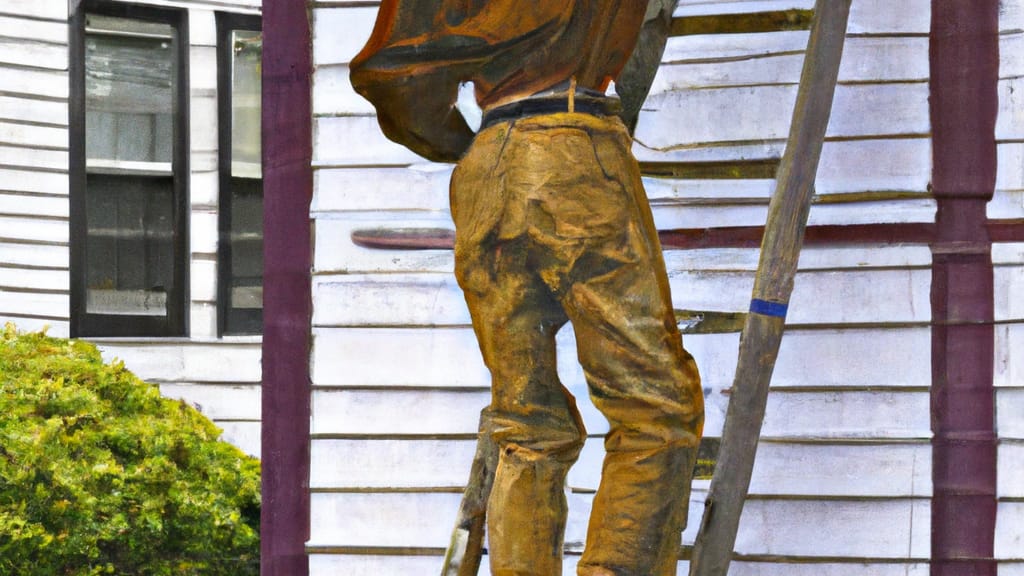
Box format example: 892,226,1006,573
749,298,788,318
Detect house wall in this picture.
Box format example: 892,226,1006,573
306,0,1022,574
0,0,263,457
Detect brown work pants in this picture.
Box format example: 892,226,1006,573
451,112,704,576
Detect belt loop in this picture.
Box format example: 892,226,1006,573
568,76,576,113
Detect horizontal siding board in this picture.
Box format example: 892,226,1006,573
0,289,68,319
0,314,68,336
188,301,217,339
0,192,68,218
0,145,68,171
313,166,452,212
189,258,217,302
733,499,930,558
0,38,67,71
311,387,928,440
310,438,478,489
313,64,375,116
0,66,68,99
312,7,378,66
638,83,929,147
0,215,68,243
312,267,930,327
190,209,217,255
96,341,262,383
728,563,928,576
633,139,932,196
997,502,1024,560
996,324,1024,389
158,382,261,421
311,327,488,389
0,121,67,149
997,388,1024,438
998,77,1024,140
0,168,69,195
845,0,930,34
999,442,1024,498
997,142,1024,190
0,96,67,126
0,0,66,21
995,264,1024,321
314,115,425,166
1003,33,1023,78
673,1,815,18
0,241,68,268
217,421,260,458
0,266,68,291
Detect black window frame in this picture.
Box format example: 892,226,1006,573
69,0,190,338
216,12,263,336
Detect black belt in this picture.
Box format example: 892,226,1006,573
480,95,622,131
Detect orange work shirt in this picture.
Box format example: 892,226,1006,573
350,0,648,163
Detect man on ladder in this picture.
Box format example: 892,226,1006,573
351,2,705,575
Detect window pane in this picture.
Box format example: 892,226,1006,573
85,15,174,164
231,30,261,176
230,178,263,311
85,175,174,316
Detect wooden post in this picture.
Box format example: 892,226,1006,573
687,2,851,574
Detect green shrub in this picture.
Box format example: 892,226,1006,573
0,324,260,575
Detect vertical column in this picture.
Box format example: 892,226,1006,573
929,2,999,575
261,0,313,573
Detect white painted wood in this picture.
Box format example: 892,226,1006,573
995,265,1024,322
189,9,217,47
191,148,217,172
728,563,929,576
999,442,1024,499
189,258,217,302
93,0,260,13
190,45,218,92
998,562,1024,576
97,341,262,383
847,0,930,34
313,165,452,212
734,498,930,559
0,192,68,218
0,266,68,292
310,387,928,440
773,327,931,388
314,115,426,166
0,0,66,21
0,121,67,150
310,438,479,489
993,243,1024,265
189,300,218,339
0,38,67,71
663,31,809,64
0,215,67,244
0,96,67,127
674,0,815,18
159,382,261,420
996,324,1024,389
189,209,218,255
0,67,68,99
312,268,930,327
0,241,68,268
309,555,447,576
217,421,260,458
0,289,68,319
190,169,219,207
632,138,932,197
989,191,1024,220
313,65,375,116
0,315,69,337
997,502,1024,560
311,327,488,388
638,83,928,147
1003,33,1024,79
997,143,1023,192
190,97,219,153
997,388,1024,439
308,491,462,549
0,145,68,171
311,7,379,66
313,214,455,275
999,78,1024,141
838,37,929,82
0,15,67,44
1002,0,1024,33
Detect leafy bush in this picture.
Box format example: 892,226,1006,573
0,324,260,575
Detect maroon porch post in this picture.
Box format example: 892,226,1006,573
261,0,313,574
929,2,1000,575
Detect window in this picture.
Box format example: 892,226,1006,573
217,14,263,335
70,2,189,337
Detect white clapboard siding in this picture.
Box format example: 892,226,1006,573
0,38,68,71
97,341,262,384
0,67,68,100
0,167,69,195
0,121,67,150
307,0,940,571
0,0,65,21
0,15,67,44
0,95,68,126
0,192,68,219
0,266,68,292
999,388,1024,439
997,502,1024,560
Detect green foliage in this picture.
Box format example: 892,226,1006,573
0,324,260,575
